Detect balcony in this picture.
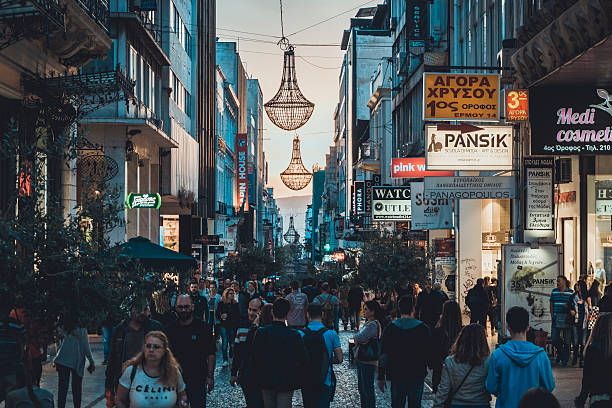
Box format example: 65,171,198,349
356,143,380,172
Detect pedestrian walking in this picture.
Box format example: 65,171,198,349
239,281,259,320
104,299,163,404
598,283,612,312
301,278,320,303
340,284,351,331
433,324,491,408
572,280,590,367
114,331,188,408
416,283,446,330
353,300,384,408
205,281,222,336
466,279,488,326
377,295,434,408
251,298,308,408
313,282,340,331
300,303,343,408
431,301,463,393
485,306,554,408
485,278,499,336
549,276,574,366
518,387,560,408
217,287,240,367
166,294,216,408
260,303,274,326
189,280,210,323
231,298,264,408
574,312,612,408
10,308,47,386
5,364,54,408
348,285,365,331
588,280,602,307
286,281,308,329
0,301,25,403
53,315,95,408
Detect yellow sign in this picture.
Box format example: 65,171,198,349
423,73,500,121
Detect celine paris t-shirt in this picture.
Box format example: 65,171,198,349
119,365,185,408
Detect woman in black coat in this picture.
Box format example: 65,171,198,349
216,287,240,366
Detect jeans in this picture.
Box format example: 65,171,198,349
57,363,83,408
185,381,206,408
261,389,293,408
219,326,236,361
356,361,376,408
551,325,572,364
101,326,113,361
391,379,424,408
573,326,588,363
241,384,264,408
301,384,333,408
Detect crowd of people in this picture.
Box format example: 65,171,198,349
0,272,611,408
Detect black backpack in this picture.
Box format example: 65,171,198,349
301,327,330,387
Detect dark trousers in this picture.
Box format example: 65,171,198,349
470,310,486,326
31,357,43,386
56,364,83,408
391,379,424,408
241,384,264,408
349,307,361,331
356,361,376,408
186,381,207,408
301,384,333,408
551,325,572,364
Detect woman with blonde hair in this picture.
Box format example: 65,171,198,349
216,287,240,367
115,331,187,408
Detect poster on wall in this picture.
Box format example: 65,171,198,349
235,133,248,208
372,186,411,221
424,176,516,200
435,257,456,300
530,87,612,155
410,182,452,230
425,124,513,170
524,157,554,230
502,244,561,336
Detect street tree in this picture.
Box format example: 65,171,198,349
223,245,280,282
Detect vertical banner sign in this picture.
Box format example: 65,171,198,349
354,181,365,214
596,181,612,215
423,73,500,121
506,90,529,121
524,157,554,230
236,133,248,208
410,182,453,230
407,0,428,40
365,180,373,214
350,184,355,215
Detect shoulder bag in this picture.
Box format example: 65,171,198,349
443,364,475,408
357,320,381,362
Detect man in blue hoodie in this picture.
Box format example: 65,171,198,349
485,306,555,408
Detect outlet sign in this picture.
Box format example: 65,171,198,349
126,193,162,209
372,186,411,221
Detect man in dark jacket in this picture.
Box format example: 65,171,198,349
251,298,308,407
466,279,488,326
378,295,433,408
347,285,364,331
416,283,446,329
301,278,320,303
189,280,210,323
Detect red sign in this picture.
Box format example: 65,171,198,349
332,252,345,262
391,157,454,178
236,133,248,208
506,90,529,121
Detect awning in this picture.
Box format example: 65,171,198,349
120,236,196,271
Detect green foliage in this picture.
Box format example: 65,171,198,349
356,232,428,291
222,245,279,282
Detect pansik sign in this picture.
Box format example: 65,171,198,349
391,157,454,178
126,193,162,209
410,182,452,230
502,244,561,335
530,87,612,155
424,176,516,200
372,186,411,221
506,90,529,121
596,181,612,215
423,73,500,121
236,133,248,208
524,158,554,230
425,124,513,171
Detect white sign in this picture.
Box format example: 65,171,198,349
435,257,456,299
525,165,553,230
596,181,612,215
425,124,513,170
424,176,516,200
372,186,411,221
219,238,236,251
502,244,561,336
410,182,453,230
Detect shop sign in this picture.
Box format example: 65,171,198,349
208,245,225,254
219,238,235,251
410,182,453,230
391,157,454,178
596,181,612,215
502,244,561,335
482,232,511,249
530,87,612,155
236,133,249,208
424,176,516,200
365,180,372,214
524,158,554,230
372,186,411,221
423,73,500,121
425,124,513,171
353,181,365,215
126,193,162,209
554,191,576,204
197,235,220,245
506,90,529,121
407,1,428,40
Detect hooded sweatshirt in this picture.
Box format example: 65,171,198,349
485,340,555,408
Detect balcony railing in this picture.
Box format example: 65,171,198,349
136,10,161,44
358,143,378,162
77,0,110,32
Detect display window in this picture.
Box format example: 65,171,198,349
481,199,512,279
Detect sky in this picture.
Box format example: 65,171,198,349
217,0,379,200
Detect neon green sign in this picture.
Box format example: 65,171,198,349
126,193,162,209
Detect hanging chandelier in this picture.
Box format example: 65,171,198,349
280,135,312,190
284,216,300,245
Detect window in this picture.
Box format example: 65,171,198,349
170,71,190,115
171,2,190,55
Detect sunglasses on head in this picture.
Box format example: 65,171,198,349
145,343,162,350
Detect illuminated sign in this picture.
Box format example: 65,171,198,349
236,133,249,208
126,193,162,209
506,90,529,121
391,157,454,178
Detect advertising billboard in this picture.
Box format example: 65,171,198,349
372,186,411,221
524,158,554,230
391,157,454,178
236,133,248,208
424,176,517,200
410,182,452,230
506,89,529,121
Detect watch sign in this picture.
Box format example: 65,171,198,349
125,193,162,209
372,186,411,221
423,73,500,121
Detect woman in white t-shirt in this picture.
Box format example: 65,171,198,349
115,331,187,408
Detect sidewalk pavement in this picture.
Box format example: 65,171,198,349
40,332,581,408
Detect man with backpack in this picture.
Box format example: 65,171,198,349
300,303,342,408
313,282,340,332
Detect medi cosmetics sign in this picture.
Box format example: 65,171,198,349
530,87,612,155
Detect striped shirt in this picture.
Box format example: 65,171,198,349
550,288,573,328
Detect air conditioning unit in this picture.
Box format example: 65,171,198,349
497,39,517,85
396,51,409,76
555,158,572,184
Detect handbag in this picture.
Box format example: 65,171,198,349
588,306,599,330
357,321,381,362
443,365,475,408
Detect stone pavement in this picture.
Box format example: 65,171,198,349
40,331,581,408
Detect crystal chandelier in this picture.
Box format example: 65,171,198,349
264,48,315,131
280,135,312,190
284,216,300,245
